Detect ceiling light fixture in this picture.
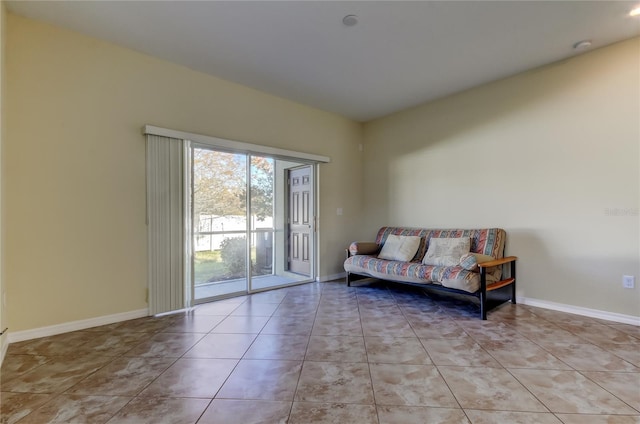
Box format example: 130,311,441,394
342,15,358,27
573,40,592,50
630,6,640,16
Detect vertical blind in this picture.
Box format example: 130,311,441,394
146,134,185,315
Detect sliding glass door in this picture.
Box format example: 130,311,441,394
191,146,315,303
250,156,276,289
192,148,248,300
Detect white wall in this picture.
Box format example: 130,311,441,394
363,38,640,317
5,14,363,333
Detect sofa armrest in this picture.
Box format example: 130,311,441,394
347,242,380,258
477,256,518,268
479,256,517,293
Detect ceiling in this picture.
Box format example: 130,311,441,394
7,1,640,122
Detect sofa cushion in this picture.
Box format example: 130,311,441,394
378,235,421,262
375,227,506,261
344,255,482,293
422,237,471,266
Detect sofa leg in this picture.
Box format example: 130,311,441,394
510,261,517,304
480,291,487,320
480,269,487,320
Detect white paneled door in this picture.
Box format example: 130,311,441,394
288,166,312,276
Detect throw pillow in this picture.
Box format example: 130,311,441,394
459,252,496,271
378,235,421,262
459,252,503,281
422,237,471,266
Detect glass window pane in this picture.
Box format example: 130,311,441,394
250,156,274,230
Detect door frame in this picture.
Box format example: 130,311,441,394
285,165,316,280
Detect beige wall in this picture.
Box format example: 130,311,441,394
6,12,638,335
364,38,640,317
5,14,363,332
0,2,6,354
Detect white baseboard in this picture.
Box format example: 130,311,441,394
1,334,8,365
318,272,346,283
7,308,149,344
519,297,640,326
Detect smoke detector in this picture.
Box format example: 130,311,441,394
573,40,592,50
342,15,358,27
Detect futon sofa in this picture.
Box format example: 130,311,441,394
344,227,517,319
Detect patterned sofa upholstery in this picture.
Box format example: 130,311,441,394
344,227,517,319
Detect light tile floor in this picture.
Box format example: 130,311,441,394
1,280,639,424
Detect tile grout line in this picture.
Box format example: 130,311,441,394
576,370,640,414
289,284,342,413
356,285,381,424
